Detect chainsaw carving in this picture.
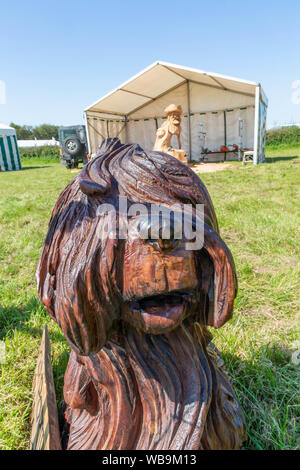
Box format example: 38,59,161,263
36,138,246,450
153,104,187,162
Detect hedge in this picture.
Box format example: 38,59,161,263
266,126,300,147
19,146,60,160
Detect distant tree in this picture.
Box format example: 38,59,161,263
10,123,34,140
33,124,59,140
9,123,59,140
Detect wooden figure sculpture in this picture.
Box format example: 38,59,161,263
153,104,187,162
36,138,246,450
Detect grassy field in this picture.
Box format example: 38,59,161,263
0,149,299,450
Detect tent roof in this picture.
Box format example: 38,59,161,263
0,123,16,135
0,123,14,130
85,61,263,117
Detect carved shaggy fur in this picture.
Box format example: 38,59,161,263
36,138,246,449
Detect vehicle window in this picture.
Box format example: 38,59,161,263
61,130,76,139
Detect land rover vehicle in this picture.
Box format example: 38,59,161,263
58,125,88,169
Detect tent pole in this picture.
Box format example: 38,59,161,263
223,111,227,162
124,116,128,143
84,112,92,154
187,80,192,162
253,85,260,165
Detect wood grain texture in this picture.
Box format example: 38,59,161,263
30,326,61,450
36,138,246,450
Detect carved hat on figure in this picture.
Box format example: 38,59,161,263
164,103,183,116
36,138,246,450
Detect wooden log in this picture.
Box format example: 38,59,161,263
30,326,61,450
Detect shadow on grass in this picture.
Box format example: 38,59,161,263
0,297,66,345
53,350,70,413
20,166,51,170
0,298,35,339
265,155,298,163
221,346,298,450
0,295,69,413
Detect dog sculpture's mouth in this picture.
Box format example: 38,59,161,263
122,291,198,334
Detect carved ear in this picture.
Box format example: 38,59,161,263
202,225,237,328
79,159,110,197
37,219,121,356
79,168,109,197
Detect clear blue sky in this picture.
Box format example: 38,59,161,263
1,0,300,128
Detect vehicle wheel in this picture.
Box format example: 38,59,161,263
63,137,82,156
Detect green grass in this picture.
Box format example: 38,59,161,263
0,151,299,450
266,142,300,151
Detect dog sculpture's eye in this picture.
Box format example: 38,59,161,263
147,237,180,253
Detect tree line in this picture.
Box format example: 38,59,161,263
10,123,59,140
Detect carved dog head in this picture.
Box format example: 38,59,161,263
36,138,237,356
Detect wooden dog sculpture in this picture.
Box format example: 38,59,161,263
36,138,246,450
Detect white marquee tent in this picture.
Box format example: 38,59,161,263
0,123,22,171
85,61,268,164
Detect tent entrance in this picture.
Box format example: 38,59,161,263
85,61,267,164
0,134,22,171
86,103,255,163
